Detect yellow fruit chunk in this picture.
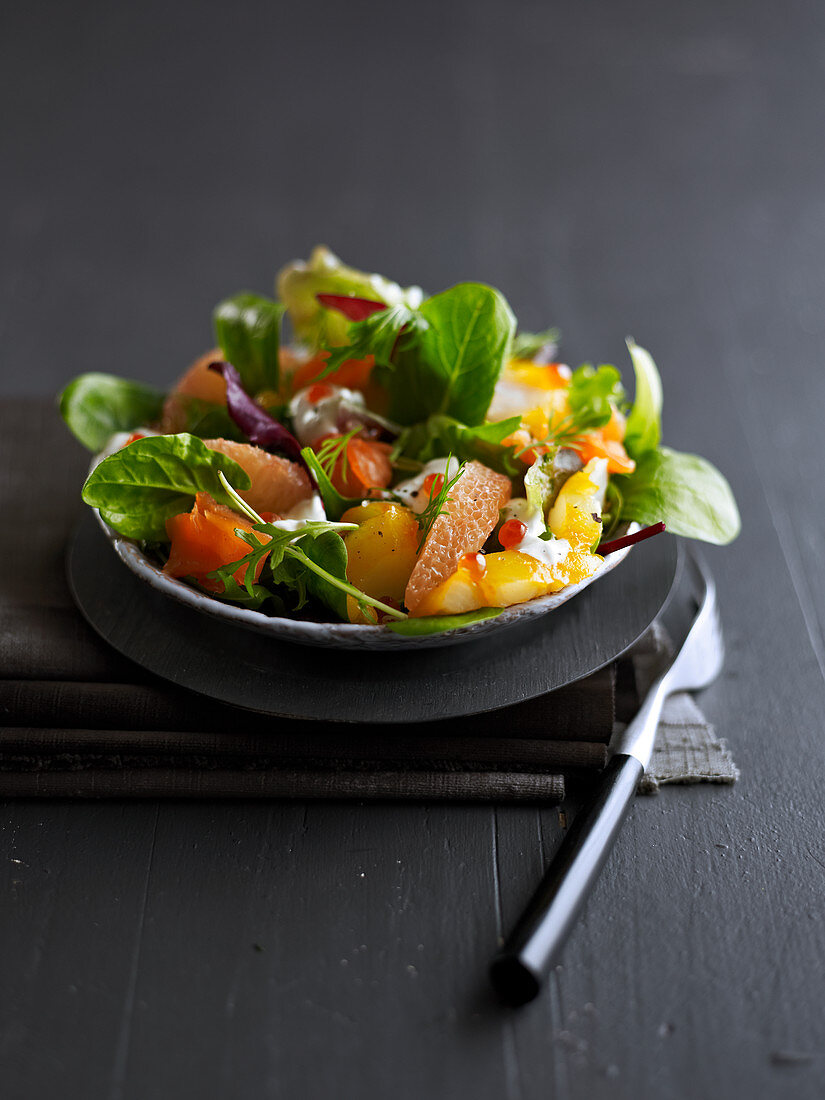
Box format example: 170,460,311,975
413,543,604,618
341,502,419,621
548,458,606,549
506,361,570,390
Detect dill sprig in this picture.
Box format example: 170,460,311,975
415,457,466,552
314,428,360,481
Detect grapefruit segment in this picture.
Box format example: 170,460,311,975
404,460,511,616
202,438,313,515
160,349,227,433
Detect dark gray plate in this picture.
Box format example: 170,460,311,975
67,512,679,724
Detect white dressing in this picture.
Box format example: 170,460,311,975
500,497,572,568
281,493,327,522
393,456,461,514
289,385,365,447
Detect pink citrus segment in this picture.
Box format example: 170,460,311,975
202,438,313,515
159,349,227,433
404,460,511,615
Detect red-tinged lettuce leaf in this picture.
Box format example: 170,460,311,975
208,361,303,463
316,293,387,322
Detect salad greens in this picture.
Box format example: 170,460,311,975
617,447,740,544
615,341,740,544
214,474,404,621
213,293,285,396
277,245,422,347
300,444,361,521
567,364,624,425
81,434,251,541
387,607,504,636
59,374,165,452
372,283,516,425
511,328,560,362
622,338,662,456
60,244,741,636
394,414,522,477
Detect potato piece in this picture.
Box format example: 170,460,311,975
342,502,419,607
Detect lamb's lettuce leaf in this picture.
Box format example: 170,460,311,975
623,338,663,457
213,293,284,395
616,446,740,544
59,373,165,452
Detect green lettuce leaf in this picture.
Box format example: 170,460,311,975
376,282,516,425
394,414,522,476
59,373,165,452
567,363,624,426
81,434,251,540
616,446,740,544
213,292,284,395
277,245,422,348
623,339,663,457
511,327,560,361
387,607,504,635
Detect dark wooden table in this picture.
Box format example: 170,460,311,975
2,1,825,1096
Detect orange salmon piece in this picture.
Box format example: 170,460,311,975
164,492,271,593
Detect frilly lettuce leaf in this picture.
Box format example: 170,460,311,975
276,245,422,348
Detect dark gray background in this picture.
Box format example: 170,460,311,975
3,1,825,1098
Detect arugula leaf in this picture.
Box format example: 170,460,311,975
213,293,284,395
616,446,740,544
567,364,624,425
623,339,663,457
387,607,504,635
286,530,349,620
316,304,418,381
511,328,560,361
81,434,251,541
394,414,522,477
379,283,516,425
59,373,165,452
300,446,361,521
204,573,281,611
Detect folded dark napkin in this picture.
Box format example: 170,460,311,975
0,399,615,802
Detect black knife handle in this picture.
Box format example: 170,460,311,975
490,753,644,1007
